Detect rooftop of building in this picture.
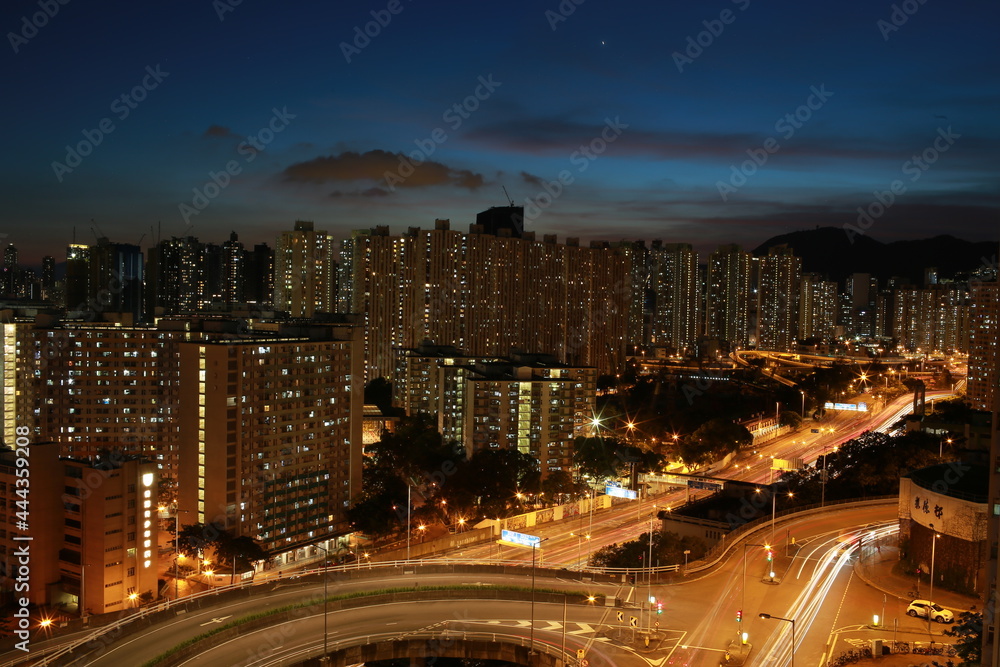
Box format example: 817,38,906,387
904,462,988,503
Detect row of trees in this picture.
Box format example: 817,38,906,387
589,530,708,570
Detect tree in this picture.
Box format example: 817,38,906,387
679,419,752,466
215,534,269,584
459,448,540,518
541,469,583,500
778,410,802,429
589,530,708,569
176,521,225,559
573,435,625,480
944,609,982,666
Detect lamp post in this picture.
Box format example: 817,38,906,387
683,549,691,575
758,613,795,667
406,484,411,561
929,524,940,603
800,390,806,418
173,554,185,600
741,543,767,636
647,506,656,631
529,537,550,660
314,544,331,663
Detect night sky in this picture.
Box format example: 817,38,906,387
3,0,999,265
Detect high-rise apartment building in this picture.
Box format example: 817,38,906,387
706,244,752,349
393,341,500,419
176,322,363,557
0,443,159,614
2,244,19,297
611,241,650,349
648,242,700,355
64,244,91,311
757,245,802,351
2,320,183,475
41,255,56,301
220,232,245,306
245,243,275,307
968,281,999,411
274,221,336,318
347,220,630,380
892,285,969,354
146,236,204,315
799,273,838,340
847,273,879,338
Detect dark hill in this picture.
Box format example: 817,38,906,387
753,227,997,286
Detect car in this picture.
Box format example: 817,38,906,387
907,600,954,623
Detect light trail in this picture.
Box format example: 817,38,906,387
755,522,898,665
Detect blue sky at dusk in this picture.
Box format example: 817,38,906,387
2,0,998,265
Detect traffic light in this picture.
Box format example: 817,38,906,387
736,609,742,623
657,602,663,615
766,550,773,563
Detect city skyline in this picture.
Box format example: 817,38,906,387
3,0,999,265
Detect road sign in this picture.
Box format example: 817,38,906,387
654,620,659,627
629,616,638,627
580,660,589,667
616,611,624,622
577,648,585,659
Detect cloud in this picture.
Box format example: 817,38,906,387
203,125,239,139
282,150,485,191
464,115,939,163
520,171,544,187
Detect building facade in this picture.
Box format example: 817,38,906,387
706,244,752,350
347,220,630,380
0,443,158,614
274,221,336,318
176,322,363,557
757,245,801,351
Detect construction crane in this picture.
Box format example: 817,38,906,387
501,185,514,207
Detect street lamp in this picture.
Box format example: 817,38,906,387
929,524,941,603
758,612,796,667
741,543,768,636
173,554,186,600
314,544,331,663
529,537,550,659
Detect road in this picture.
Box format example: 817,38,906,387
429,388,950,571
6,503,916,667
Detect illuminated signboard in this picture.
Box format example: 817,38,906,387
500,530,541,548
824,402,869,412
606,485,638,499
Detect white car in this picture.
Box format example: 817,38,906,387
907,600,954,623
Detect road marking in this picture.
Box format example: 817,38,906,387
385,622,398,626
567,622,595,635
199,615,232,626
